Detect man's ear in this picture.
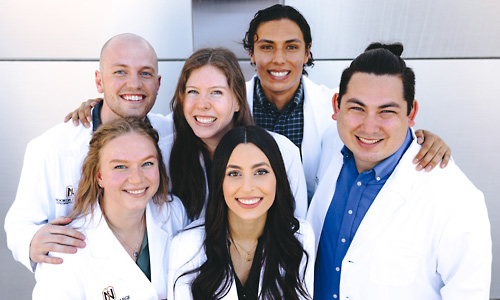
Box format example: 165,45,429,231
332,93,340,121
156,75,162,95
408,100,419,127
95,71,104,94
250,51,255,65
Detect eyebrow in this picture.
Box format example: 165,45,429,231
109,155,157,164
111,64,156,71
186,85,228,89
345,98,402,109
256,38,303,44
226,162,270,169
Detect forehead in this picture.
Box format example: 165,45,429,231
101,39,158,71
228,143,269,165
255,19,304,42
100,133,157,160
345,72,405,105
187,65,228,86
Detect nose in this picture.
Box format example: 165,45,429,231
360,113,380,134
196,94,211,110
128,167,144,185
241,175,255,193
126,73,142,90
272,48,286,64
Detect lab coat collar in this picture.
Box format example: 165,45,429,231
348,129,421,250
83,202,166,298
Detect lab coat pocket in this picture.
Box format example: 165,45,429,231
369,241,419,286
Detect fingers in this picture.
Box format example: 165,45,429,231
77,102,91,128
29,221,86,264
412,130,451,171
63,112,73,123
63,98,101,128
48,216,72,226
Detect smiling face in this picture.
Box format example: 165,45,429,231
97,132,160,214
223,143,276,225
96,34,161,123
333,72,418,173
183,65,240,153
250,19,310,103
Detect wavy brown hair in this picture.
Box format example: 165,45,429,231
169,47,254,220
69,117,169,221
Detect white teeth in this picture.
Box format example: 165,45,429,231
122,95,143,101
237,198,261,205
270,71,289,77
358,137,382,144
195,116,216,124
126,189,146,194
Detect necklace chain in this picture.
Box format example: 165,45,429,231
105,213,145,261
232,239,258,262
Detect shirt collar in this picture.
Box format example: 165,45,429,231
254,76,304,110
91,100,151,132
341,128,413,178
91,100,104,132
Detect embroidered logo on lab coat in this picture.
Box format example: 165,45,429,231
102,286,115,300
102,286,131,300
55,185,75,205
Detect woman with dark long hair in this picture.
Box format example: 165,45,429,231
168,125,314,300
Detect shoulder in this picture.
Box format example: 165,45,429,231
28,121,91,149
150,194,189,232
268,131,298,152
170,225,206,263
395,142,484,208
147,112,174,137
25,122,92,162
302,76,336,99
296,220,315,245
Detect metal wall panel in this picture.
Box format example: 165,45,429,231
0,0,193,59
192,0,280,57
289,0,500,58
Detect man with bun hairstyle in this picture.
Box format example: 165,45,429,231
308,42,491,299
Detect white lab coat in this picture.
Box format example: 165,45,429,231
247,75,339,198
168,220,315,300
161,115,308,220
307,129,492,299
4,113,173,272
32,196,188,300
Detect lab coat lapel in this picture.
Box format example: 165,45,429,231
246,77,255,112
146,203,169,292
348,139,420,251
302,76,326,193
88,205,158,298
307,149,344,251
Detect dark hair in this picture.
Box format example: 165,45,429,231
70,117,169,220
337,42,415,115
243,4,314,75
178,126,311,300
169,47,254,220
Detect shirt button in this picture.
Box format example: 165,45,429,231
376,176,381,181
341,238,346,243
357,181,362,186
348,210,353,215
336,267,340,271
333,294,338,298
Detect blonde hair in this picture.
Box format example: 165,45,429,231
69,117,169,220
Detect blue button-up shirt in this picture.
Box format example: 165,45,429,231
314,129,413,299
